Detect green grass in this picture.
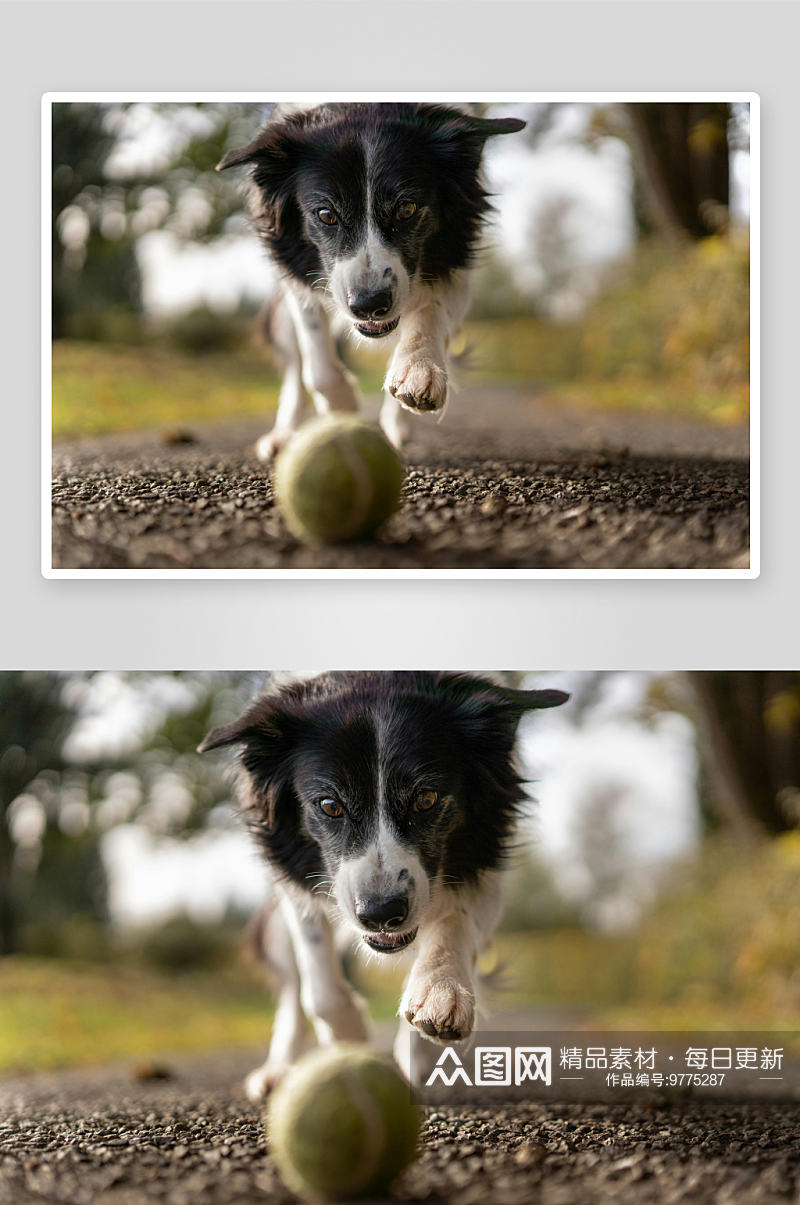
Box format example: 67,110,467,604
5,888,798,1078
344,317,583,393
52,236,749,437
495,932,800,1034
53,326,748,442
352,928,634,1014
547,380,750,425
0,956,275,1075
52,342,281,439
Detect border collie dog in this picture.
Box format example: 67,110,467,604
199,671,567,1097
217,104,525,458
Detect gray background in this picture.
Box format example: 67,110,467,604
4,1,795,670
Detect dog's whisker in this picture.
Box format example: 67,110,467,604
307,875,337,898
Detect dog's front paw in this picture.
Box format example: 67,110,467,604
402,976,475,1043
244,1061,290,1101
255,429,294,462
387,358,448,414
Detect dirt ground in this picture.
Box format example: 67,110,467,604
51,387,750,571
2,1046,798,1205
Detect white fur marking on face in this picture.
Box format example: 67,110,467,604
329,219,411,324
334,813,430,936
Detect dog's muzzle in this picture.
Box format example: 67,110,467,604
347,287,399,338
355,893,417,952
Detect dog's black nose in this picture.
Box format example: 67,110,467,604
355,894,409,931
347,288,393,320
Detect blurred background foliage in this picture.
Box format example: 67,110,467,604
0,671,256,959
1,670,798,1073
51,100,750,438
52,101,269,342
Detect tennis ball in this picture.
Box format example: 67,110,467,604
273,416,405,545
266,1045,421,1199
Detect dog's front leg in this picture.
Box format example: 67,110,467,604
284,289,362,419
378,393,410,450
385,305,449,416
281,893,370,1048
400,872,504,1045
243,900,313,1101
385,273,471,416
255,295,312,461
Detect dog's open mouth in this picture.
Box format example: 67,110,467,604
363,927,418,953
354,317,400,339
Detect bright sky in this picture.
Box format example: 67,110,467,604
102,822,270,928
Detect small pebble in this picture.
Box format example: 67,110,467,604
480,493,508,516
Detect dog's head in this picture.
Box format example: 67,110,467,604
218,104,525,339
199,673,567,954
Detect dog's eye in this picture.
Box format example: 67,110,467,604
319,798,344,818
413,790,438,812
318,209,338,226
395,202,417,221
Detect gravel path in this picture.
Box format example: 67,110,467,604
2,1047,798,1205
51,388,750,571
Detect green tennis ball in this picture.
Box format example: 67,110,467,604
266,1045,421,1199
273,416,405,545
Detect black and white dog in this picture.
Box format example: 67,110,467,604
199,671,567,1098
217,104,525,457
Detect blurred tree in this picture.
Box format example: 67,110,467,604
52,103,143,340
0,671,256,956
469,251,536,320
690,672,800,838
52,102,270,340
624,103,732,240
65,670,256,839
0,673,74,952
562,673,799,846
571,778,636,928
583,101,747,241
628,673,800,842
500,847,582,931
527,194,585,320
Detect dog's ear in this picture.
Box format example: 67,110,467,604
197,702,271,752
493,685,571,716
448,114,527,141
439,674,568,709
216,142,260,172
217,125,306,239
419,110,526,251
434,678,567,838
198,697,306,833
217,127,295,172
423,108,526,150
439,675,569,740
197,717,251,753
198,696,300,768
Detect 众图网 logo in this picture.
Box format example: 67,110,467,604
425,1046,552,1088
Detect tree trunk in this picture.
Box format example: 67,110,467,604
690,672,800,837
0,672,74,953
0,824,17,954
625,103,731,240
